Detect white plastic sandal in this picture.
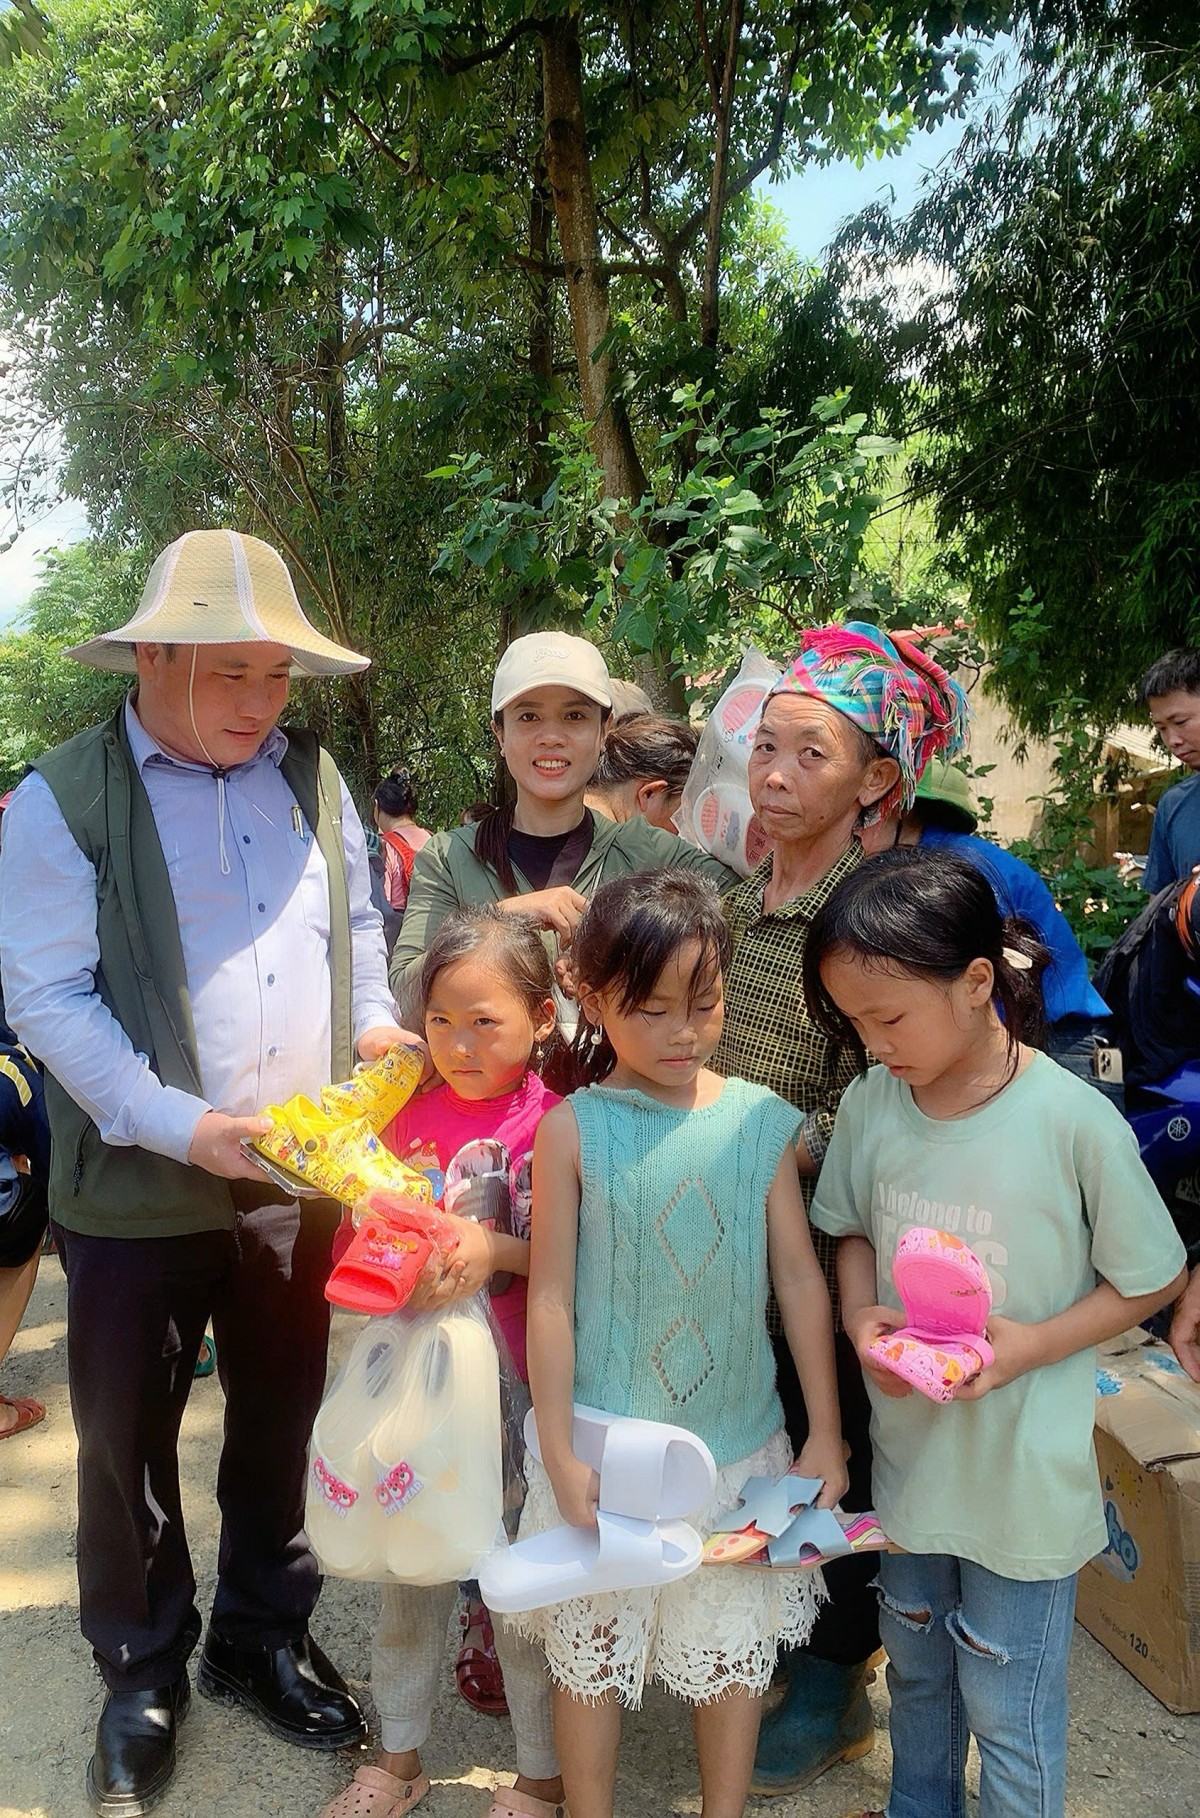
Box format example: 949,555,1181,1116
524,1404,716,1521
306,1324,402,1577
479,1506,703,1614
371,1305,503,1586
479,1406,716,1614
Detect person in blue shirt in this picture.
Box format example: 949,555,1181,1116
1139,650,1200,894
0,1024,50,1440
864,760,1109,1027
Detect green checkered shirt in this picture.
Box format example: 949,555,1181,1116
713,839,865,1315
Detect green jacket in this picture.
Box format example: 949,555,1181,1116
389,813,736,1003
33,705,352,1239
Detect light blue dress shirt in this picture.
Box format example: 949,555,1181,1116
0,697,397,1165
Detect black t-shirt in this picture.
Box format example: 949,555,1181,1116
507,812,594,892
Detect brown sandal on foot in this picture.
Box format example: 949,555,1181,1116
317,1766,431,1818
0,1395,45,1440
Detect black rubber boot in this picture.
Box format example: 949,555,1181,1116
750,1651,875,1795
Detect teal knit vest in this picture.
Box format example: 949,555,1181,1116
570,1077,800,1467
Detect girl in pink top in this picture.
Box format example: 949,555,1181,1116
381,912,561,1377
317,906,565,1818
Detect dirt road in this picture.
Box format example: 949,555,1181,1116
2,1267,1197,1818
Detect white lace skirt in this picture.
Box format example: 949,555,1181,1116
506,1426,824,1708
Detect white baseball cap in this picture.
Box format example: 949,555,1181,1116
491,632,613,716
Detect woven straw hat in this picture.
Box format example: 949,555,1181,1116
65,529,369,677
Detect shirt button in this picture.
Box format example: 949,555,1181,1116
267,974,275,986
257,902,266,913
268,1045,278,1058
243,834,251,844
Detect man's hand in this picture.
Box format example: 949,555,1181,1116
499,886,587,942
1170,1266,1200,1383
356,1023,428,1067
188,1111,275,1180
843,1304,914,1398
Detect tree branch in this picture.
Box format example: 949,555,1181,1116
346,107,421,179
666,13,805,265
441,17,541,75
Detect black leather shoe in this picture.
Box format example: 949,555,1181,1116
86,1677,190,1817
196,1631,366,1750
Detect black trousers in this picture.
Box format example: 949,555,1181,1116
55,1195,340,1692
774,1325,881,1666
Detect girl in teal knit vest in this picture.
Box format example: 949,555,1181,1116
519,870,847,1818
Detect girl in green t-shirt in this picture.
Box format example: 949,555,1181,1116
803,846,1187,1818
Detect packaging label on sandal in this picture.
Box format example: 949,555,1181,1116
376,1460,423,1515
311,1455,359,1516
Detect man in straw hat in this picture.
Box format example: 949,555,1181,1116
0,530,414,1814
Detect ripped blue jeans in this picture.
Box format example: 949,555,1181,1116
877,1552,1077,1818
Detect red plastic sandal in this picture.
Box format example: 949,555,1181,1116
0,1395,45,1440
456,1598,508,1717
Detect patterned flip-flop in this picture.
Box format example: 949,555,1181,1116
316,1766,430,1818
0,1396,45,1441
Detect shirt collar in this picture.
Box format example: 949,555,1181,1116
744,838,863,924
124,693,288,775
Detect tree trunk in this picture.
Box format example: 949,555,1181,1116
698,0,744,350
527,134,555,499
539,11,648,504
539,12,683,710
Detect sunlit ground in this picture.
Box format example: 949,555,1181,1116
1,1266,1196,1817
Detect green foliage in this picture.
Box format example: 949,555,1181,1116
0,542,134,782
430,386,905,681
833,7,1200,734
1009,697,1146,962
0,0,48,69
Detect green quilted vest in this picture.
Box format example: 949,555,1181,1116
32,702,353,1238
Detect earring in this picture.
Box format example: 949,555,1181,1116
589,1024,603,1049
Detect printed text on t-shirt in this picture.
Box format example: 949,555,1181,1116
872,1178,1009,1307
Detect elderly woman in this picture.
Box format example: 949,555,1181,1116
711,622,969,1797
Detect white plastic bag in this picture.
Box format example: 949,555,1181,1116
306,1300,503,1586
676,647,780,877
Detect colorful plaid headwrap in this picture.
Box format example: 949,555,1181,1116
771,620,970,820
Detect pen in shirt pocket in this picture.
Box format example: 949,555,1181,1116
291,805,311,844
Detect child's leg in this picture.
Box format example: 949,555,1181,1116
550,1686,621,1818
372,1579,458,1766
953,1562,1076,1818
876,1552,969,1818
492,1620,565,1802
693,1689,763,1818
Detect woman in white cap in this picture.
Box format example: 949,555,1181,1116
389,633,733,1006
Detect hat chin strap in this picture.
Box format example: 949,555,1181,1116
188,645,232,877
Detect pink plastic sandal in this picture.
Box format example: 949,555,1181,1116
316,1765,430,1818
866,1227,995,1403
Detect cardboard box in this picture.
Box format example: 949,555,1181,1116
1076,1334,1200,1712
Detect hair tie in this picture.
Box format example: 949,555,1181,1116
1002,946,1033,972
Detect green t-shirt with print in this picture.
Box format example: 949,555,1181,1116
811,1052,1186,1581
